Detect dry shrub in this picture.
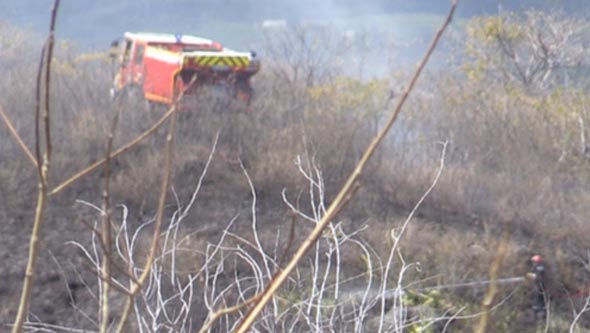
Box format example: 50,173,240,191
3,19,590,332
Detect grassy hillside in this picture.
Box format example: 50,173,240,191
1,6,590,332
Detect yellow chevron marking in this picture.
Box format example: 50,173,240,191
221,57,232,66
213,57,225,66
238,57,250,67
206,57,218,66
197,56,209,66
221,58,233,66
229,57,240,66
185,56,251,68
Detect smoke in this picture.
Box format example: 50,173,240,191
0,1,586,49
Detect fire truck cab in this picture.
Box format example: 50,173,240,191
110,32,259,109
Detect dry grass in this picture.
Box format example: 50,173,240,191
2,9,590,332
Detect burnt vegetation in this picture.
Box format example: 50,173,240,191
1,3,590,333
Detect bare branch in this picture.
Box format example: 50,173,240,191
0,104,38,167
113,75,199,332
474,230,511,333
49,104,178,196
234,2,458,331
12,1,60,331
99,105,121,332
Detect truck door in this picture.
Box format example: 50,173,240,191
130,43,146,86
116,39,133,88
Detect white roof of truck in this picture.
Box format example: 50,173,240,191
124,32,214,45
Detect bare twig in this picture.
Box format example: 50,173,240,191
49,104,177,196
99,107,121,333
43,7,56,161
474,230,511,333
234,2,458,332
569,296,590,333
0,104,38,167
113,75,197,331
64,245,132,295
198,294,262,333
51,75,197,197
22,322,99,333
115,100,179,333
12,1,60,332
569,256,590,333
277,211,297,269
33,39,48,178
71,201,141,287
378,141,448,332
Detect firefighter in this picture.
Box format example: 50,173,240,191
529,254,547,319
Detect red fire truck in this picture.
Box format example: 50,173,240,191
110,32,260,110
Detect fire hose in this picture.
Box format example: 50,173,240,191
344,275,529,303
345,274,589,302
419,276,526,292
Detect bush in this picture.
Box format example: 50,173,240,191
2,16,590,332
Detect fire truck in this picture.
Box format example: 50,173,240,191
110,32,260,110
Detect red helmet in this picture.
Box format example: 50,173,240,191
531,254,543,263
